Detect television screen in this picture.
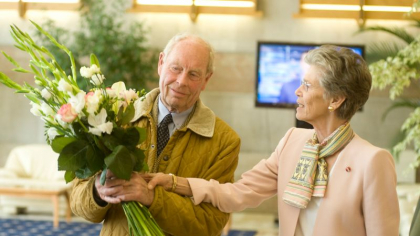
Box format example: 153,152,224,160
255,42,365,108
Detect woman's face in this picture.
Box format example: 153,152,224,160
295,65,331,124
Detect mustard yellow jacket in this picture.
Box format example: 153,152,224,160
70,88,241,236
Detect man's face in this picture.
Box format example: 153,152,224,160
158,39,212,113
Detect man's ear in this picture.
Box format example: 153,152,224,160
157,52,165,76
201,72,213,91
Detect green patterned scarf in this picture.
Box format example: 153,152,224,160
282,122,354,209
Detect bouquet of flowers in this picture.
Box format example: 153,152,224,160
0,21,164,236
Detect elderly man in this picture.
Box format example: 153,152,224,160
70,33,241,236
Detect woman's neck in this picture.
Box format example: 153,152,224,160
313,119,348,142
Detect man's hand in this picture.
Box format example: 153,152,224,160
94,171,155,206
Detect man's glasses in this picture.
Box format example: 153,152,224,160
300,80,312,92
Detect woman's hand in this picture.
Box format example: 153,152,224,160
142,173,173,191
143,173,193,197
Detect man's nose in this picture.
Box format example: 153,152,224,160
177,71,188,85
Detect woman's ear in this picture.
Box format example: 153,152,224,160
330,96,346,110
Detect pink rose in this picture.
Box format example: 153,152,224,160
58,104,78,123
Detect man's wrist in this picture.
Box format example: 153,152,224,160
92,185,108,207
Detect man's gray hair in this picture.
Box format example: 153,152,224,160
162,33,215,75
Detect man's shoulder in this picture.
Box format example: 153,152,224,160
213,116,240,139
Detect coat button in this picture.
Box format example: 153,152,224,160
163,155,169,161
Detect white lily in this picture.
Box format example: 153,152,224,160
88,108,113,136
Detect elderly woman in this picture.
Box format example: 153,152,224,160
145,45,400,236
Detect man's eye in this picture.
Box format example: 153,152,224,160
171,66,180,72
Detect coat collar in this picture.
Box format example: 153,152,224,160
132,88,216,138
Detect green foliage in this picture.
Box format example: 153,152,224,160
34,0,159,91
355,22,420,64
367,25,420,167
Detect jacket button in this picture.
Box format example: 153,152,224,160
163,156,169,161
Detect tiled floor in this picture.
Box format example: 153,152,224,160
0,210,278,236
230,212,278,236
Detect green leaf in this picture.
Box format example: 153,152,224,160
71,121,88,140
104,145,133,180
58,140,90,171
23,93,39,103
51,136,77,153
132,148,146,172
75,166,95,179
90,53,100,68
102,133,121,150
64,170,76,183
86,148,104,174
0,72,23,90
120,103,135,126
2,51,21,68
122,127,140,148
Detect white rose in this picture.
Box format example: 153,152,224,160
41,88,52,100
69,91,86,114
90,74,105,86
85,90,102,115
106,88,116,98
123,89,138,105
58,80,73,92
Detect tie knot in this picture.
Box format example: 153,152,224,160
160,114,173,126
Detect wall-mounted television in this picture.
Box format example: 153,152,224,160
255,42,365,109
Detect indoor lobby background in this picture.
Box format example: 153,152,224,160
0,0,419,235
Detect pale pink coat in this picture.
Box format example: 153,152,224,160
188,127,400,236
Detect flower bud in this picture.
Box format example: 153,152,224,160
41,88,52,100
90,74,105,86
41,102,55,116
58,79,73,92
29,102,41,117
47,127,59,140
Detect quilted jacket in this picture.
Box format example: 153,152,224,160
70,88,241,236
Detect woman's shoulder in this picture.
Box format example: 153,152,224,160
344,134,393,163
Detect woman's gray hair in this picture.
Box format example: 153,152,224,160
304,45,372,121
162,33,215,75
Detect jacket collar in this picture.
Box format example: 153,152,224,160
132,88,216,138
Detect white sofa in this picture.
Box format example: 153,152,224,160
0,144,72,227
